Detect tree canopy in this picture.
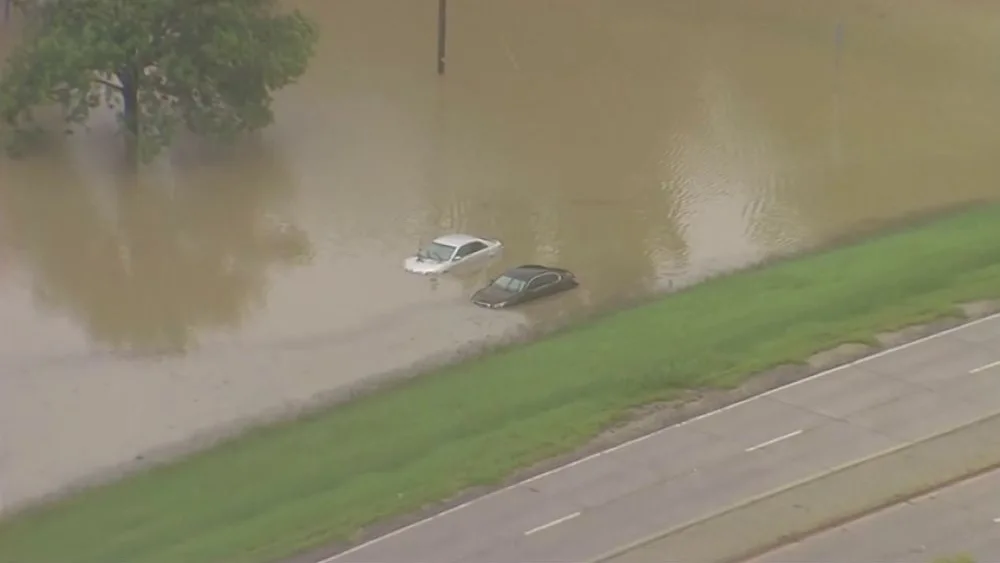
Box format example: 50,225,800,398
0,0,317,161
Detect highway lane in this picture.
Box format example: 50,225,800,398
746,466,1000,563
322,312,1000,563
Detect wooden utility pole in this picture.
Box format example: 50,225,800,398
436,0,447,75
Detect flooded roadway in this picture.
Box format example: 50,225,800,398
2,0,1000,512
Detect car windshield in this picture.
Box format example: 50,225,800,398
418,242,457,262
492,275,527,293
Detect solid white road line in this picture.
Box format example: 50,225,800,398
523,511,581,536
970,359,1000,374
318,310,1000,563
744,429,803,453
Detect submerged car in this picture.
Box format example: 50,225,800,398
404,234,503,275
471,264,578,309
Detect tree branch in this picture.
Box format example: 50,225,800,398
93,77,123,92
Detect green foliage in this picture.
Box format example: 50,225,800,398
933,555,976,563
0,0,317,161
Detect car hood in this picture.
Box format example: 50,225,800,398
404,256,446,274
472,286,516,306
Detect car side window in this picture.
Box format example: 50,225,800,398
456,241,487,259
529,273,558,289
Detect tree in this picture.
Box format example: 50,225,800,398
0,0,317,162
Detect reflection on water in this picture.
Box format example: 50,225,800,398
1,140,311,356
2,0,1000,510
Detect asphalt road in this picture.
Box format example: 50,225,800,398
322,313,1000,563
746,465,1000,563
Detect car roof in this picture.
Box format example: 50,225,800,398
503,264,558,281
432,233,483,247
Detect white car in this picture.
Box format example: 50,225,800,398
404,234,503,275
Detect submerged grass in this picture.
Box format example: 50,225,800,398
3,205,1000,563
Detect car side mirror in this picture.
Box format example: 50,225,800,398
452,255,462,262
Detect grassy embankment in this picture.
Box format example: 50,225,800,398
3,204,1000,563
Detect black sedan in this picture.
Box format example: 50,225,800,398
471,264,578,309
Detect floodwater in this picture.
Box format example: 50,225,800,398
2,0,1000,511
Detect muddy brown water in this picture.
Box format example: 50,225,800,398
2,0,1000,512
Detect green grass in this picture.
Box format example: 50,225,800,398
4,205,1000,563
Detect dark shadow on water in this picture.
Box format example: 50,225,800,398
0,136,313,356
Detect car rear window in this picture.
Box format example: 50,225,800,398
419,242,456,261
494,275,527,292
